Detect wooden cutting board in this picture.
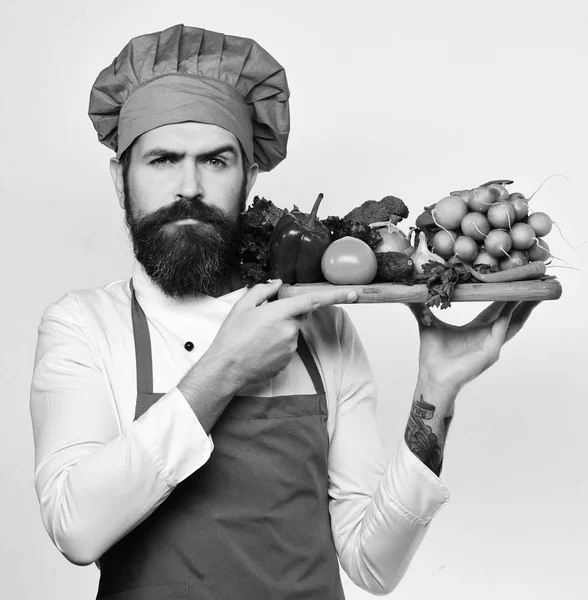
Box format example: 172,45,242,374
277,278,562,304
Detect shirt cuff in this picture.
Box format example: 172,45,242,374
383,438,450,524
133,387,214,487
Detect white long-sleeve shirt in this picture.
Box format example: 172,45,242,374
30,261,449,595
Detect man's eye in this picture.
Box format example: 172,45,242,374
150,157,172,166
206,157,226,168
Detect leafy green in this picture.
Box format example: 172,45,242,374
411,261,477,325
420,262,472,309
238,196,287,286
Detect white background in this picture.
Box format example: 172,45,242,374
1,0,587,598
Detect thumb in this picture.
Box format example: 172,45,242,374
236,279,283,310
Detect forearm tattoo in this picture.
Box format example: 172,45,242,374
404,396,451,476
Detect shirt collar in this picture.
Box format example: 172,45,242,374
130,260,249,316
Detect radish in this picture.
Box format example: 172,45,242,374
509,222,536,250
524,208,584,251
487,183,510,203
432,230,457,257
511,184,583,250
474,250,499,268
499,250,528,271
527,212,553,237
487,202,516,229
452,189,474,204
432,196,468,230
484,229,513,258
528,238,551,261
461,212,490,241
468,187,498,213
453,235,478,262
527,173,571,202
508,192,529,221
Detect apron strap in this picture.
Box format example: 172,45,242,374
295,333,326,396
130,278,154,395
129,278,326,397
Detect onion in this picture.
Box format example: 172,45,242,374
371,221,411,253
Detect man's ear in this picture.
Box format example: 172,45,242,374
109,158,125,209
245,162,259,198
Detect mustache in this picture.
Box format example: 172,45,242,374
138,198,232,229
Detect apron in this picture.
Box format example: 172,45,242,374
95,281,345,600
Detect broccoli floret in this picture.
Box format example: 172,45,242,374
320,215,383,251
343,195,409,226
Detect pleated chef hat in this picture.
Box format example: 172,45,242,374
88,24,290,172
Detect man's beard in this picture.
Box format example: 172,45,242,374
124,181,246,299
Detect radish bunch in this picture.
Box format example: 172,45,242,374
425,181,553,271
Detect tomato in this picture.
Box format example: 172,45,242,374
321,236,377,284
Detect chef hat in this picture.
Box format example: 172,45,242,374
88,24,290,172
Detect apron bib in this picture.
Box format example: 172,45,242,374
96,281,345,600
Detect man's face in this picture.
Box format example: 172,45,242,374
114,122,258,299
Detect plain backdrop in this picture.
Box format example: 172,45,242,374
2,1,587,598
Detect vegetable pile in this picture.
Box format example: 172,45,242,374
238,179,560,309
417,179,556,275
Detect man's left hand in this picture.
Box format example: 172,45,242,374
407,301,541,397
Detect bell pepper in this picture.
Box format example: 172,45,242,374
269,193,332,284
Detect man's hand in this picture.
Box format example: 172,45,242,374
207,279,358,388
402,300,541,476
408,300,541,397
178,280,357,433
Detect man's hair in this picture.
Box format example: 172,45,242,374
120,143,133,185
119,138,251,213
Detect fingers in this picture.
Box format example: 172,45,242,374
490,301,520,345
275,288,359,318
237,279,284,310
293,313,310,327
470,301,508,326
505,301,542,343
235,281,359,330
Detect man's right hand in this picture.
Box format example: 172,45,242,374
206,279,358,389
177,280,357,433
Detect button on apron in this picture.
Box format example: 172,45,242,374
96,279,345,600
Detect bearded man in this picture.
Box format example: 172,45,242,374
30,24,539,600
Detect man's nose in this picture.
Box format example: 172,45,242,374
175,161,203,200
